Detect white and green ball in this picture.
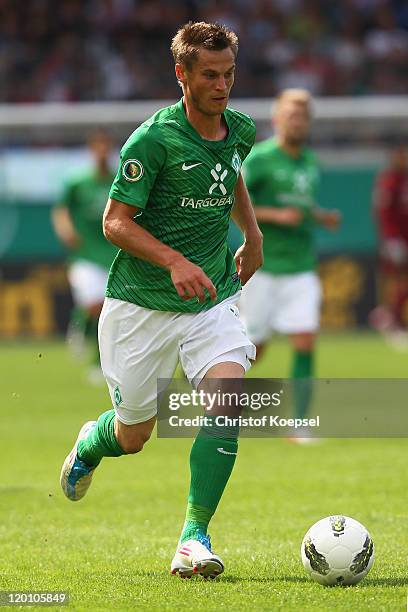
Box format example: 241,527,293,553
301,515,375,586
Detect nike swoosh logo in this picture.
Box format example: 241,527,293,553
182,162,202,171
217,447,237,456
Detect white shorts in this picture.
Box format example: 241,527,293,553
241,270,321,344
67,260,109,308
98,293,255,425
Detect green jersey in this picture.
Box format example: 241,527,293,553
244,138,320,274
107,98,256,313
58,169,117,269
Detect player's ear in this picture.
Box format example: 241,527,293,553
175,63,186,87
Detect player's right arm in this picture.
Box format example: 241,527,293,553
103,198,216,302
252,206,303,225
52,206,81,248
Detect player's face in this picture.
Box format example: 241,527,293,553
177,47,235,116
90,135,111,164
276,103,311,146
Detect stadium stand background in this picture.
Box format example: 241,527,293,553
1,0,408,336
2,0,408,102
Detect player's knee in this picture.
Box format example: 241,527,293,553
291,333,316,352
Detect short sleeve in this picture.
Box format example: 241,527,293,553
244,121,257,160
242,148,263,195
109,124,166,209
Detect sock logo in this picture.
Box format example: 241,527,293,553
217,447,237,456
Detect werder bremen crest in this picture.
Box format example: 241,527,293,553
232,149,242,175
113,386,122,407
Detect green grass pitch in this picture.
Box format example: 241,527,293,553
0,333,406,611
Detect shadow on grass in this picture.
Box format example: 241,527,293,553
223,575,408,587
127,571,309,584
220,575,310,584
0,486,36,494
119,570,408,588
362,577,408,587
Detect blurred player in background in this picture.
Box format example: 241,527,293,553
371,145,408,347
60,22,263,579
242,89,340,440
52,129,117,381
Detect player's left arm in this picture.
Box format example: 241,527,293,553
231,172,263,285
309,155,341,230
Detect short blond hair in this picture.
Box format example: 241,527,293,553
274,89,312,114
171,21,238,70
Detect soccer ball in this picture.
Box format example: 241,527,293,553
301,515,375,586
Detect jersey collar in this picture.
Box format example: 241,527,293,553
175,98,230,148
272,136,306,161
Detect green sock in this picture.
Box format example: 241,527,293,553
180,503,213,543
180,423,238,543
291,350,314,420
77,409,125,467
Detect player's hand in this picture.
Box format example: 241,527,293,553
169,256,217,302
321,210,341,230
277,207,304,226
234,235,263,285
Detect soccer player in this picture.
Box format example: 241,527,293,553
371,145,408,345
241,89,340,440
52,129,117,379
60,22,263,578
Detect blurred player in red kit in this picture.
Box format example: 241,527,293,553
372,146,408,345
